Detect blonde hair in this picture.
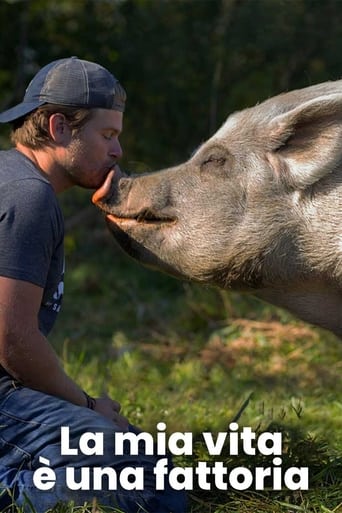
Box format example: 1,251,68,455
11,104,94,149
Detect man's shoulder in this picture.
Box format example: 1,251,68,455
0,148,51,187
0,148,57,207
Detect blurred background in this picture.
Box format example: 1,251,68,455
1,0,342,168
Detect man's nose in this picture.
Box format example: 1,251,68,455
110,140,123,160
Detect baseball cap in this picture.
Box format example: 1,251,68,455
0,56,126,123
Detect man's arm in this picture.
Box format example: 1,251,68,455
0,276,128,428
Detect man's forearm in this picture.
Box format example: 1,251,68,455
0,328,87,407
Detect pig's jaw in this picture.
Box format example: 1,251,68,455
104,214,261,289
105,214,190,280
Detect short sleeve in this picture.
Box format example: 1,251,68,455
0,178,64,288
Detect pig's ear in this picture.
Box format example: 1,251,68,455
267,94,342,188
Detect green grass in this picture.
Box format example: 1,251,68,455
7,197,342,513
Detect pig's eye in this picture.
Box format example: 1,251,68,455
197,145,229,172
201,155,226,169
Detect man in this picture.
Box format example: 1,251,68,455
0,57,186,513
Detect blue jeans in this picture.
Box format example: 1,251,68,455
0,384,187,513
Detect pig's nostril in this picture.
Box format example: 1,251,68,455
118,178,132,194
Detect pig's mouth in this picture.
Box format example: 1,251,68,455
104,210,186,280
106,209,177,228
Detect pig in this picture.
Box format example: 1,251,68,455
93,80,342,338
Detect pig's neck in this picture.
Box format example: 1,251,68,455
256,283,342,338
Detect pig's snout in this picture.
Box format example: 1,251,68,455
93,169,177,226
92,170,115,204
92,168,133,215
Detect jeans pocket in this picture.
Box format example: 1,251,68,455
0,436,31,469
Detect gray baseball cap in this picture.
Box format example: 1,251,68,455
0,56,126,123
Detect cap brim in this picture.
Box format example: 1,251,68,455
0,100,45,123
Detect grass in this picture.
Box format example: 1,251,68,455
5,192,342,513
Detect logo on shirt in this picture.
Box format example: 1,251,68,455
51,278,64,312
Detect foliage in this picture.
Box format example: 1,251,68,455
2,0,342,165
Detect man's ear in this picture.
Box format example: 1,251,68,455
267,94,342,189
48,113,71,144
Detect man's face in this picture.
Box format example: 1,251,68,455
61,108,123,189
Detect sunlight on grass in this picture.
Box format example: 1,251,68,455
44,218,342,513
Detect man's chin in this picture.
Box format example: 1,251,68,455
70,174,107,191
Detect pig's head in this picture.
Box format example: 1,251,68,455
93,81,342,335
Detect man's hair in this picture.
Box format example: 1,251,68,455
10,104,94,149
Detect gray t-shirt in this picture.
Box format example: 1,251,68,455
0,149,64,385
